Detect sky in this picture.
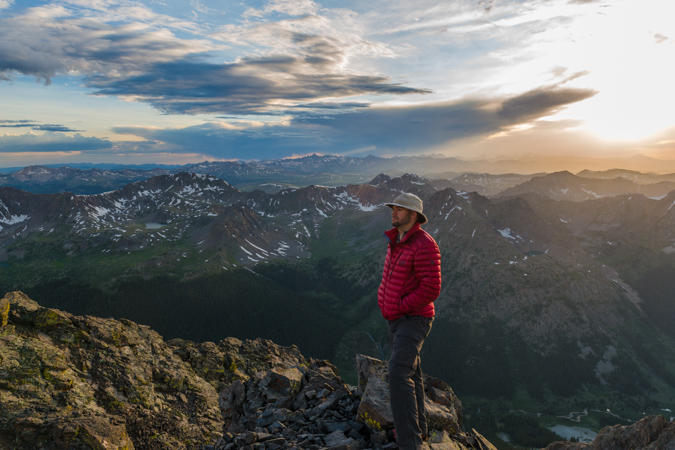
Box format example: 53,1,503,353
1,0,675,168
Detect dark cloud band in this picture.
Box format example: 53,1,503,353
106,84,596,160
0,132,112,153
0,121,81,132
89,58,430,115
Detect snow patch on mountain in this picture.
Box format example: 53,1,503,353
0,213,29,225
498,228,525,242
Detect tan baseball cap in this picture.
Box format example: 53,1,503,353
385,192,428,224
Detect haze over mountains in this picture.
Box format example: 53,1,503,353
4,153,675,196
2,154,675,444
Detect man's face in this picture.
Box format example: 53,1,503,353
391,205,415,229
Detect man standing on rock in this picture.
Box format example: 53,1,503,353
378,192,441,450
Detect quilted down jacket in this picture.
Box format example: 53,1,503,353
377,222,442,321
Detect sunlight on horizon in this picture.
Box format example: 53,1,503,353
544,1,675,142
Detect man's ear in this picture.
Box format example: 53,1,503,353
411,211,419,222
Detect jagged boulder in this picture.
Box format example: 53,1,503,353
356,354,466,440
0,291,222,450
169,336,310,393
542,414,675,450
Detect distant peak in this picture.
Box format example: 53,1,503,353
369,173,391,185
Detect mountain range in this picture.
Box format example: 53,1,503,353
2,159,675,441
497,171,675,201
4,153,675,195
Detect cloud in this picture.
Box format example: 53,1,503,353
498,86,596,122
243,0,320,19
32,124,83,132
0,132,112,153
0,120,36,127
294,85,597,153
1,0,641,168
218,10,398,60
89,55,430,115
109,83,596,159
567,0,603,4
290,101,371,111
112,123,300,159
0,120,82,133
1,1,427,117
654,33,668,44
0,120,81,132
0,4,214,84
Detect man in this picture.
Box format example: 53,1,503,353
378,192,441,450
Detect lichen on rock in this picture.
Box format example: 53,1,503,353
0,291,221,450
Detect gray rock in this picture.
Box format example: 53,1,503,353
324,430,358,447
355,354,463,435
323,421,352,433
260,367,304,401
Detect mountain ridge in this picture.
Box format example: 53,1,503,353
4,154,675,196
497,171,675,201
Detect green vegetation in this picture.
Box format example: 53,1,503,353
467,406,564,449
597,242,675,340
9,257,381,365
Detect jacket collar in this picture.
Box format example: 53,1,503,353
384,221,422,244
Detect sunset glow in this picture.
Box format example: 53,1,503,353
1,0,674,167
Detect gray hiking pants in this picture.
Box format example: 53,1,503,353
388,315,434,450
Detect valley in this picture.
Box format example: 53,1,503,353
2,157,675,449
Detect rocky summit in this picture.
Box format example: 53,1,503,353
0,291,494,450
2,291,674,450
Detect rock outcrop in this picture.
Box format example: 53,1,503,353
0,291,496,450
542,414,675,450
0,291,222,449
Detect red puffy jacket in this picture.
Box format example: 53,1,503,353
377,222,442,321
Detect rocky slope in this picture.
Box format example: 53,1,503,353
0,165,170,195
575,169,675,184
442,173,541,197
0,291,496,450
497,171,675,201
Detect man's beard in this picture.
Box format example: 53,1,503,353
392,213,413,228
